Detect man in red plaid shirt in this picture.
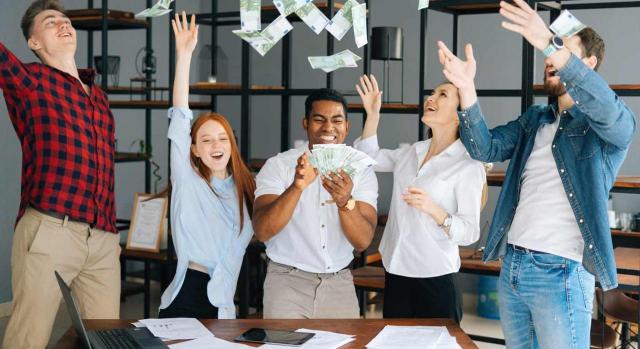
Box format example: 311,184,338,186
1,1,120,348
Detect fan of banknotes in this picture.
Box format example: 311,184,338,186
308,144,376,178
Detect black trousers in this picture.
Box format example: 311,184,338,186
383,271,462,324
158,268,219,319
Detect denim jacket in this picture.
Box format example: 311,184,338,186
457,54,636,290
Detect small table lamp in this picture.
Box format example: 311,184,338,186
370,27,404,103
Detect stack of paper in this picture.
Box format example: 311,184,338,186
260,328,355,349
133,318,212,341
366,326,461,349
168,334,254,348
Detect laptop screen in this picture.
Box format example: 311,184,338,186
55,271,93,349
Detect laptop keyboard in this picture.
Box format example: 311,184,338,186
95,329,141,349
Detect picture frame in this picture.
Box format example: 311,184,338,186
126,193,168,253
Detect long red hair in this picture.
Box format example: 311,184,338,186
190,113,256,232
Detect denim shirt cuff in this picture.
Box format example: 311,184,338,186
458,101,483,126
557,54,589,87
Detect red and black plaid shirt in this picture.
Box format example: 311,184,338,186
1,43,116,233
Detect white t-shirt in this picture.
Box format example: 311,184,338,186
354,135,486,278
255,143,379,273
508,111,584,262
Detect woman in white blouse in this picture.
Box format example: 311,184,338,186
354,75,486,322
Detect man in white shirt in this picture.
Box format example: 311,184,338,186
252,88,378,319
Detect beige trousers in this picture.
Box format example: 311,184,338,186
2,208,121,349
262,260,360,319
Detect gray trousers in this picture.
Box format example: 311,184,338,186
263,260,360,319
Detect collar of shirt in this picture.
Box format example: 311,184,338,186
414,139,468,177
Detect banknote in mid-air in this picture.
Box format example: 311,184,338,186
352,2,367,48
135,0,173,18
233,15,293,56
295,2,330,34
308,49,361,73
550,10,586,37
325,0,357,40
240,0,261,32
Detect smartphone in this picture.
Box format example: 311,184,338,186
234,328,315,346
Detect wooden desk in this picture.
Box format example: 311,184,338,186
53,319,478,349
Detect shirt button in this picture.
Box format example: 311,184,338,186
559,127,563,130
470,139,474,142
560,169,565,173
321,224,325,228
563,111,567,115
563,82,567,87
588,244,593,249
576,101,580,105
321,203,325,206
322,245,326,249
462,113,466,117
569,193,573,197
579,219,584,223
552,144,556,148
326,267,330,270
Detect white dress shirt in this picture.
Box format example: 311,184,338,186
255,142,379,273
508,113,584,262
354,135,486,278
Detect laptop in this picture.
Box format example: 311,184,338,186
55,271,168,349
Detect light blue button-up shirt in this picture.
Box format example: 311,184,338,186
159,107,253,318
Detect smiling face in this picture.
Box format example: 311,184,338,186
421,83,460,128
303,100,350,147
191,120,232,178
27,9,76,59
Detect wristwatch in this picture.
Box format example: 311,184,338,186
439,213,452,230
543,35,564,57
339,197,356,212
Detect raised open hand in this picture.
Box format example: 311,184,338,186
437,41,476,91
499,0,553,52
355,74,382,118
172,11,198,55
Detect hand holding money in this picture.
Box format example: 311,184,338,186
172,12,198,56
322,170,354,208
294,152,318,191
356,74,382,120
499,0,553,52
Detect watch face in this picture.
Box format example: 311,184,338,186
552,35,564,48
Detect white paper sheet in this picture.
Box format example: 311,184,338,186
137,318,212,341
366,325,450,349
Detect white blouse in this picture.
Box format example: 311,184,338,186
354,135,486,278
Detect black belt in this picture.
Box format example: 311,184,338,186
510,244,547,255
32,206,94,227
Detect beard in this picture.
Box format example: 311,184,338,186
543,76,567,97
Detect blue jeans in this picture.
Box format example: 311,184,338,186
498,245,595,349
